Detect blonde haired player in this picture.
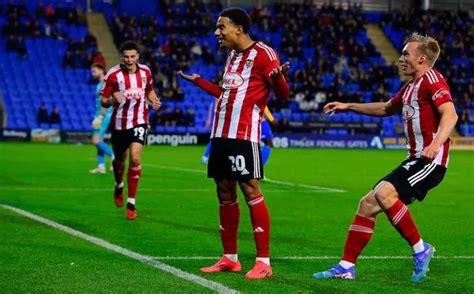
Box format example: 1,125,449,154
314,33,457,283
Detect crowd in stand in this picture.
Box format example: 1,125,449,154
36,103,61,125
1,1,102,68
2,1,472,135
151,107,195,129
381,7,474,132
106,1,473,133
62,34,102,68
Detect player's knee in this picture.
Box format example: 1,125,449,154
216,189,237,202
358,194,381,217
359,196,372,210
374,190,390,205
129,156,141,166
239,182,261,200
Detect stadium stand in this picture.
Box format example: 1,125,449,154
0,0,472,137
0,0,97,131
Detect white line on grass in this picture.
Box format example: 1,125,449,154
0,204,239,294
0,187,213,192
143,163,347,193
0,187,319,194
149,255,474,260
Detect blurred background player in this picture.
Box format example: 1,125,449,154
100,41,161,220
314,33,458,282
178,7,289,279
201,97,216,164
90,63,114,174
260,107,275,166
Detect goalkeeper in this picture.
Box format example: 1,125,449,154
89,63,114,174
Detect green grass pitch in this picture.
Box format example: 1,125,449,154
0,142,473,293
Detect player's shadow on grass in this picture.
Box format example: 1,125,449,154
143,216,317,247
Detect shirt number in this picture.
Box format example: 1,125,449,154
228,155,246,172
134,127,145,141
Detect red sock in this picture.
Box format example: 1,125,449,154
219,200,240,255
127,164,142,202
342,214,375,263
112,160,125,185
385,199,421,246
247,195,270,258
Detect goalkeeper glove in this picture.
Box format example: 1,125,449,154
92,114,104,130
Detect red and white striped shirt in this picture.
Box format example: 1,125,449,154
390,68,453,167
211,42,288,143
100,63,153,130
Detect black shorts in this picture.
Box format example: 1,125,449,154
111,124,148,155
374,158,447,204
208,138,264,182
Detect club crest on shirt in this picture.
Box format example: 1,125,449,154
245,59,254,68
223,72,244,90
141,77,147,86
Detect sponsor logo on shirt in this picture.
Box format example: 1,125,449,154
223,72,244,90
123,88,145,100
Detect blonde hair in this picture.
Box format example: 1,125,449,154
404,32,441,66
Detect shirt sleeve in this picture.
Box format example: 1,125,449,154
193,77,223,97
388,83,406,107
145,70,154,94
262,57,281,84
429,80,453,108
260,54,290,100
100,74,117,98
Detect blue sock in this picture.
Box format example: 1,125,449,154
261,145,271,166
203,142,212,158
97,141,114,158
97,147,105,165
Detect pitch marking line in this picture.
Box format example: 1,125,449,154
149,256,474,260
143,163,347,193
0,187,316,194
0,204,239,294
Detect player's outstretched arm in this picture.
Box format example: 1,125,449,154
269,62,290,100
323,101,399,117
177,70,223,98
422,102,458,161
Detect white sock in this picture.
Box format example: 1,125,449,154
98,163,105,169
127,198,136,205
412,239,425,254
256,257,270,266
224,254,238,262
339,260,355,269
